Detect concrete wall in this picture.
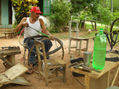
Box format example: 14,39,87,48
1,0,8,25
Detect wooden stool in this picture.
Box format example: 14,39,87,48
4,32,15,38
69,37,89,54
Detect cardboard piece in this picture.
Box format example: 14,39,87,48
0,63,28,87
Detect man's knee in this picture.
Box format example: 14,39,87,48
43,39,52,47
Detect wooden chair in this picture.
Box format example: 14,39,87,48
68,18,89,55
3,28,16,39
34,39,66,86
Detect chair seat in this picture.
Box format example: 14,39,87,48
70,37,94,40
47,59,66,69
69,37,90,55
47,59,66,64
70,37,90,40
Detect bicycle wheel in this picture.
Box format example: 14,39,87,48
110,18,119,44
28,36,64,60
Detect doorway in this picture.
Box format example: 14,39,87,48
8,0,12,24
0,0,1,25
38,0,43,15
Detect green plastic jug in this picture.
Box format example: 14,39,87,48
92,28,107,70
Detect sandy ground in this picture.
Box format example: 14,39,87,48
0,34,119,89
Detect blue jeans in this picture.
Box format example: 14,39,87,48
24,38,52,65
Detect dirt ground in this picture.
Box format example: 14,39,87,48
0,33,119,89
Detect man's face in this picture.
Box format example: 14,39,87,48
31,12,40,20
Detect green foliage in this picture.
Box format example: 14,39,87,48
11,0,38,25
70,0,97,14
49,0,72,33
79,10,94,21
70,0,100,23
97,5,114,25
12,21,18,28
113,11,119,19
113,0,119,11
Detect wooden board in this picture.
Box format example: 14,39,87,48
3,63,28,80
71,61,119,89
9,77,30,85
71,61,119,79
0,63,28,87
0,73,9,85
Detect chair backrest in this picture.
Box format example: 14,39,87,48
69,16,80,38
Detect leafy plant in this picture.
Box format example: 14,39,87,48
70,0,98,14
113,11,119,19
97,5,114,25
49,0,72,33
11,0,39,25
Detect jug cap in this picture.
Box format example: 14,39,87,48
100,28,103,31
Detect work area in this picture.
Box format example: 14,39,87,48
0,29,119,89
0,0,119,89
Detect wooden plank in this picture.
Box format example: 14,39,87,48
91,61,119,79
71,53,119,89
0,50,21,55
9,77,30,85
85,75,90,89
111,66,119,86
89,72,108,89
71,61,119,79
106,86,119,89
3,63,28,80
0,73,10,85
0,64,28,87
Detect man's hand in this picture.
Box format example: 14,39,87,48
49,35,54,40
22,22,29,27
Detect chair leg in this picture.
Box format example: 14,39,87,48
63,65,66,82
86,40,89,51
23,48,26,65
56,68,58,77
76,40,79,52
44,68,49,86
79,40,82,54
45,78,48,86
69,39,71,54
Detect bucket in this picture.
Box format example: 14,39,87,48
83,51,92,66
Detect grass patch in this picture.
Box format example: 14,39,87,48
52,32,69,39
52,30,97,39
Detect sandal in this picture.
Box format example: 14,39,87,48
26,68,33,74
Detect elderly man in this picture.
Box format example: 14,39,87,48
15,6,53,73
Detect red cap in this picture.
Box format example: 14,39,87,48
30,6,42,14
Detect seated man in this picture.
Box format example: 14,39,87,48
15,6,54,73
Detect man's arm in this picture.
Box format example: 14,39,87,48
15,17,27,32
39,19,52,36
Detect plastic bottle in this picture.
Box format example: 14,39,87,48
92,28,107,70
